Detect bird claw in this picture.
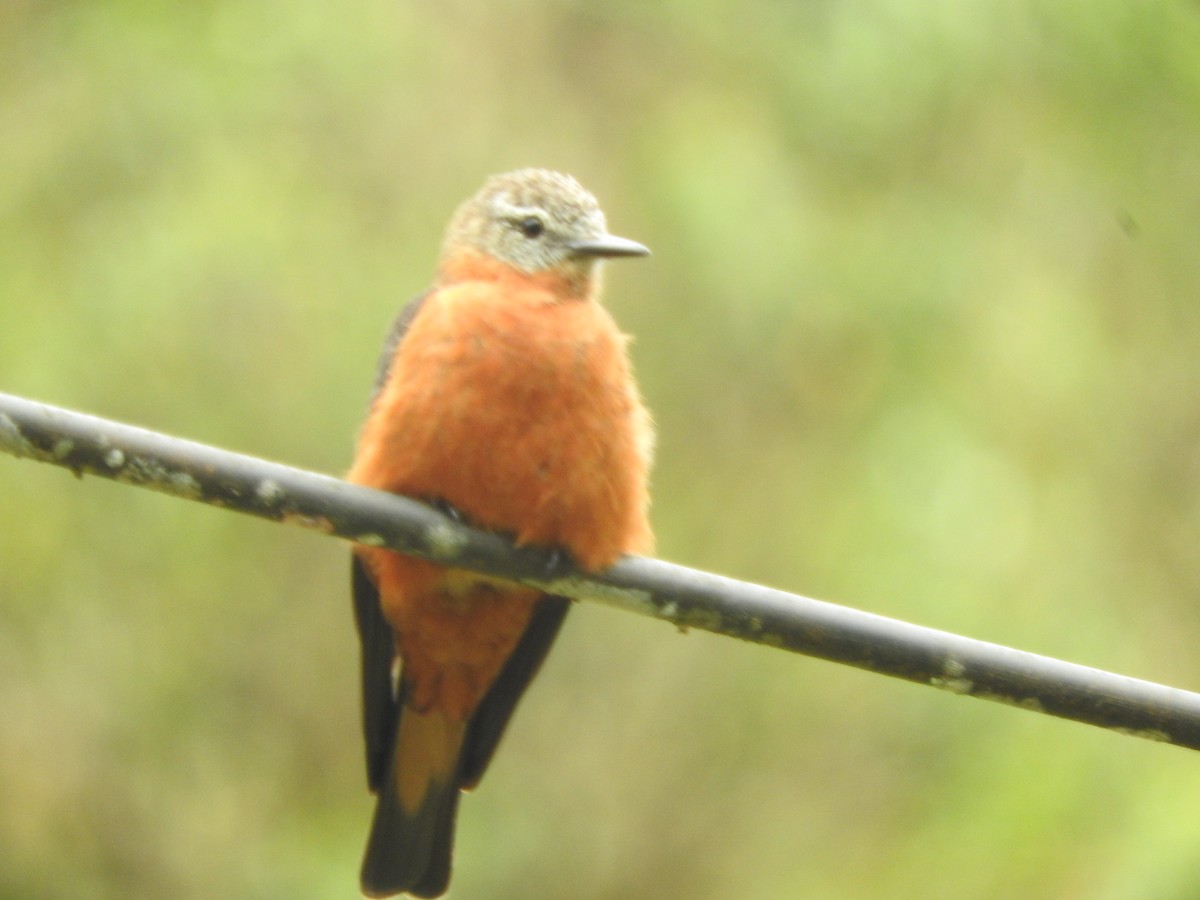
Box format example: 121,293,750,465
541,546,573,580
430,497,466,524
430,498,571,580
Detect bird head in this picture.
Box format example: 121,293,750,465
439,169,649,284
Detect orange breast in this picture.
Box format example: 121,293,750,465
348,277,653,573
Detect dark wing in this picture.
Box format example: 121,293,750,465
353,291,430,791
457,594,571,788
366,291,432,406
352,554,400,791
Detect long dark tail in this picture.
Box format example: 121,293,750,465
360,704,466,899
355,590,570,898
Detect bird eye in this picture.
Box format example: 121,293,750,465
518,216,545,239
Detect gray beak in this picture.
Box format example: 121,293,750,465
567,234,651,259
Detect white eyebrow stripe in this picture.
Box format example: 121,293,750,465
491,195,545,221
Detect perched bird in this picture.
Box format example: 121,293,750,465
347,169,654,898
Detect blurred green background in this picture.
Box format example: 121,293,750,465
3,1,1200,897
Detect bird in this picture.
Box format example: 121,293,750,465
346,168,654,898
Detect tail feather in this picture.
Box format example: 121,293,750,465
360,705,466,899
357,597,569,897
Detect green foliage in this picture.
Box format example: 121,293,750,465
3,1,1200,896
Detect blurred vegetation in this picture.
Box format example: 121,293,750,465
3,1,1200,897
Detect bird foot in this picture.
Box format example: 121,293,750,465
541,546,574,580
430,497,466,524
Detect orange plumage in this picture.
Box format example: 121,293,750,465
347,170,653,898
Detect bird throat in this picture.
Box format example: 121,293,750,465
437,249,596,303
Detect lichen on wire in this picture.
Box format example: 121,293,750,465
3,389,1200,751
